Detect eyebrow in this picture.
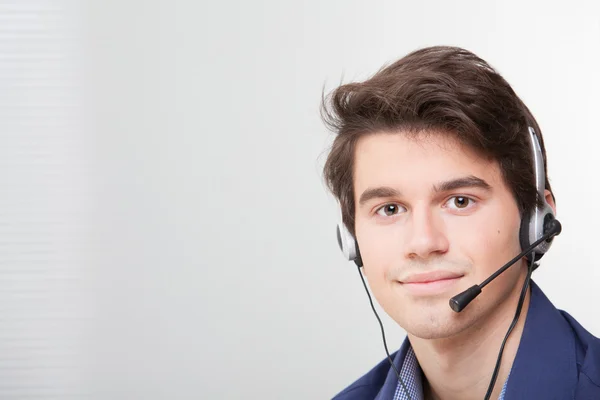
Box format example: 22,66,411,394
358,187,401,206
358,175,492,206
434,175,492,193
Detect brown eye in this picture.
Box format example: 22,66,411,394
454,197,469,208
444,196,475,211
383,205,398,215
376,204,405,217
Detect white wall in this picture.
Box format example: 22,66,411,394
2,0,600,398
0,0,87,398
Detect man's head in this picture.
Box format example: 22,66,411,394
321,46,556,339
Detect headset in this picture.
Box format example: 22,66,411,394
336,126,556,267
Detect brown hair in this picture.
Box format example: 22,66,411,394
321,46,552,236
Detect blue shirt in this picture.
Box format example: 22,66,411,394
389,343,509,399
332,280,600,399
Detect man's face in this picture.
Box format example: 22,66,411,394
353,131,525,339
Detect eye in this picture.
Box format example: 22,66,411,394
445,196,475,210
375,203,406,217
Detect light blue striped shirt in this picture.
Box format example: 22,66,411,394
393,346,510,400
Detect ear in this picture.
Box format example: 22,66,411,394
544,189,556,215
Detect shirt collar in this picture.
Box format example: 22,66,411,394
374,338,413,400
392,346,423,400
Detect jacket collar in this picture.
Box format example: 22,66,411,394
503,280,578,399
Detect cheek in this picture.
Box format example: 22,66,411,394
355,222,398,279
355,223,404,313
455,210,521,272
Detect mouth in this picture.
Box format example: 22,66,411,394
398,272,464,295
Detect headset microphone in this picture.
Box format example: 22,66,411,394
449,217,562,313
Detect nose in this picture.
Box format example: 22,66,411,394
404,207,449,260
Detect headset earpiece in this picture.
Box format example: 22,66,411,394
336,223,363,267
518,127,556,262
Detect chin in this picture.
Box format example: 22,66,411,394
405,320,468,340
394,301,480,340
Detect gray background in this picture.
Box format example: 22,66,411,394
1,0,600,398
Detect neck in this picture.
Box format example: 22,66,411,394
409,270,532,400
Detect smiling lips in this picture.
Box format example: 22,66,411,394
401,270,464,284
399,271,464,295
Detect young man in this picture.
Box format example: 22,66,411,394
321,46,600,399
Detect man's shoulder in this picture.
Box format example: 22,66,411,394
559,310,600,390
331,352,396,400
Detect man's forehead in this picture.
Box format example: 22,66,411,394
352,132,501,192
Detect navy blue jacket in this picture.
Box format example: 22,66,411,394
333,281,600,399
